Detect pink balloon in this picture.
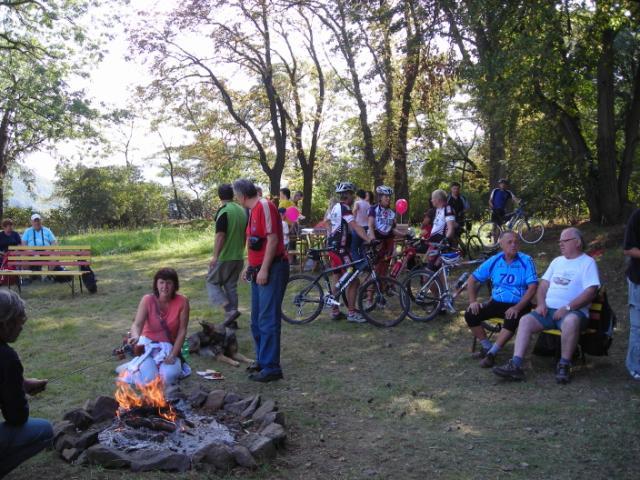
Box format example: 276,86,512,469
285,206,300,222
395,199,408,215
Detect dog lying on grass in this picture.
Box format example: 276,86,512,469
187,321,253,367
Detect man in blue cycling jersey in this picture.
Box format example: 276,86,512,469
465,230,538,367
489,179,518,225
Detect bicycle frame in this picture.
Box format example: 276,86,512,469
302,248,377,308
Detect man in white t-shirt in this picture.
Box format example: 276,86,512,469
493,227,600,384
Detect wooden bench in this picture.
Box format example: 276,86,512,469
0,245,92,296
473,306,602,363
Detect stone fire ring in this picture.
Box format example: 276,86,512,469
52,387,287,473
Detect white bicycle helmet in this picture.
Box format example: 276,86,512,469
376,185,393,196
335,182,355,193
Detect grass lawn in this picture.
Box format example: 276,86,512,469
5,223,639,479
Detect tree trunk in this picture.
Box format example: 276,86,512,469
618,56,640,208
0,180,4,220
487,117,506,188
595,27,620,223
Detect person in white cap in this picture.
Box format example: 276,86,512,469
21,214,57,247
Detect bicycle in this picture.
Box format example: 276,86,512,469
457,220,483,260
402,243,488,322
282,242,409,328
477,201,544,248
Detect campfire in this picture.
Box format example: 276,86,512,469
114,373,179,431
52,378,288,473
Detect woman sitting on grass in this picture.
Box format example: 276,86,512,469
116,268,191,386
0,289,53,477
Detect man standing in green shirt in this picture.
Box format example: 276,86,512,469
206,184,247,327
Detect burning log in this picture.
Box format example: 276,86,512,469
123,416,177,433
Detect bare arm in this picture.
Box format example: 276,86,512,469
624,247,640,259
534,279,550,315
367,216,376,240
505,283,537,319
256,233,278,285
211,232,226,267
168,299,190,361
129,296,149,344
553,285,598,320
445,220,456,239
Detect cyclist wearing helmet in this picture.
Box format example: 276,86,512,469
327,182,370,323
489,179,518,225
367,185,404,278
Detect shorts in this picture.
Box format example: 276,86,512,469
530,308,589,331
491,208,506,225
328,250,352,275
464,299,530,332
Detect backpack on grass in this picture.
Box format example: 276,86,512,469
80,265,98,293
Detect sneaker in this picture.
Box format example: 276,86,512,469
249,371,283,383
492,359,525,381
555,362,571,384
479,353,496,368
331,311,346,321
347,312,367,323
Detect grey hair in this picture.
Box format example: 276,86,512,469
499,230,517,241
431,189,447,202
0,289,26,329
232,179,258,199
565,227,586,250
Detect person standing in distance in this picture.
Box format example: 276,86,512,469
488,179,518,226
233,179,289,383
624,208,640,380
206,184,247,329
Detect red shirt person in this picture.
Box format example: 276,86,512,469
234,179,289,383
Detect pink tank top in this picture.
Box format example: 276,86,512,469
141,293,187,343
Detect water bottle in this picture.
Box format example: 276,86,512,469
180,341,190,362
455,272,470,289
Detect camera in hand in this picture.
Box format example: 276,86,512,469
248,236,264,251
245,265,259,282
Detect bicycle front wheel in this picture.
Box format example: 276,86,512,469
477,221,501,248
403,269,443,322
358,276,408,328
465,235,483,260
518,218,544,244
282,274,324,325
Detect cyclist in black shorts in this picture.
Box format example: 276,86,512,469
489,178,518,225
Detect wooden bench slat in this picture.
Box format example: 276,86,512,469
7,261,90,267
8,255,91,261
0,270,88,276
8,245,91,250
8,251,91,256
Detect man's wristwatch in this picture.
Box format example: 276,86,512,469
564,304,572,311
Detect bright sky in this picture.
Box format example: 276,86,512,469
22,0,477,186
24,0,172,182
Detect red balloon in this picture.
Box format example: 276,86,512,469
395,199,408,215
285,206,300,222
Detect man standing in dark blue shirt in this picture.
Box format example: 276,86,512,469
0,290,52,477
489,179,518,225
624,208,640,380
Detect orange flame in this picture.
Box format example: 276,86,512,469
115,371,177,422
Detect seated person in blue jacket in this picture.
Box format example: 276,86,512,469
21,214,57,247
1,218,22,254
0,289,53,478
465,230,538,368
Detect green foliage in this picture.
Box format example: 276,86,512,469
54,163,167,230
